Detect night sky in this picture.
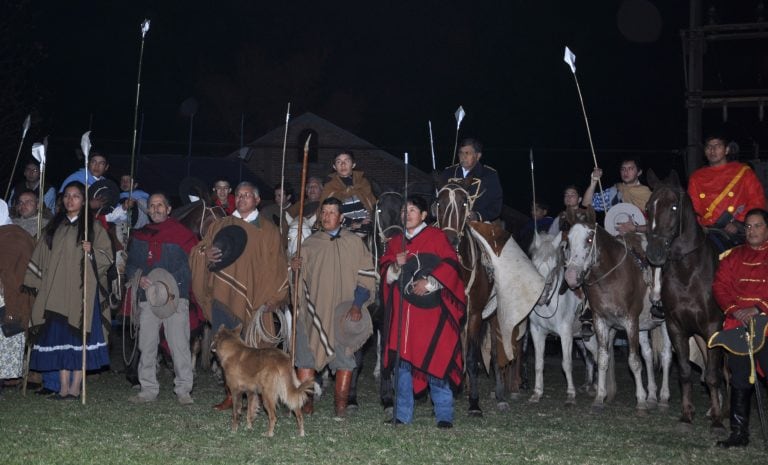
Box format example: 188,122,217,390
3,1,766,212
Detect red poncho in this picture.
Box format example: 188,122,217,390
381,226,466,393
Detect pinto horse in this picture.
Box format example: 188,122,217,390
645,170,725,431
528,232,597,405
172,200,227,239
564,210,672,413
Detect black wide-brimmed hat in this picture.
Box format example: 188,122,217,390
210,225,247,271
178,176,210,205
89,179,120,209
400,252,442,308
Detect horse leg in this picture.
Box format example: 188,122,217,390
559,323,576,406
465,310,485,417
658,323,673,409
591,317,610,413
703,326,726,432
491,342,510,411
639,329,658,409
625,319,648,413
575,338,597,394
605,328,618,403
528,322,546,403
668,320,695,428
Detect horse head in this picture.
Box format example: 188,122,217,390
436,179,475,248
645,169,700,265
374,192,404,243
564,222,596,288
286,212,315,257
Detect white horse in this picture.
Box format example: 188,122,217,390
528,232,597,405
286,212,315,258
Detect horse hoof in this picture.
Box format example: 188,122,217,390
709,422,727,436
528,395,541,404
590,404,604,415
636,408,648,417
565,397,576,407
676,421,693,434
646,399,658,410
508,392,520,401
658,401,670,411
468,409,483,418
496,402,510,412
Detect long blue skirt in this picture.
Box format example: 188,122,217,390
30,297,110,372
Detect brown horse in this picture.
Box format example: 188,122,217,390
564,209,671,413
436,179,521,415
172,200,227,239
645,170,725,432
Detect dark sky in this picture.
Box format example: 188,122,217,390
6,1,767,211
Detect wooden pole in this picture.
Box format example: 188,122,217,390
291,134,311,365
278,103,291,236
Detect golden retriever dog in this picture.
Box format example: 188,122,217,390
212,324,314,437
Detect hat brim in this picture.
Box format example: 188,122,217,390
146,268,180,318
334,300,373,354
604,202,646,236
210,225,248,272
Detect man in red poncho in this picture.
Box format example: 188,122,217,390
381,195,465,428
712,208,768,448
688,135,766,248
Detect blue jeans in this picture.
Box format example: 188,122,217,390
42,371,60,392
396,360,453,424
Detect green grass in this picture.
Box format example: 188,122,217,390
1,343,765,465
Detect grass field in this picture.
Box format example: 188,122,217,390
1,338,765,465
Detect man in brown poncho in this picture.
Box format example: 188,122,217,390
189,181,289,410
291,197,375,418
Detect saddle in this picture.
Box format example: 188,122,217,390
707,315,768,356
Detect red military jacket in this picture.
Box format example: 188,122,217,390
688,161,766,227
713,241,768,330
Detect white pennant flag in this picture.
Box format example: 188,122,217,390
32,142,46,165
22,114,31,139
564,46,576,74
81,131,92,163
141,19,151,38
455,106,465,129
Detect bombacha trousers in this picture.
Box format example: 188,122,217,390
137,298,193,398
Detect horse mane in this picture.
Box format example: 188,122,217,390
529,232,561,275
171,200,205,220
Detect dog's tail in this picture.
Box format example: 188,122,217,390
282,375,315,412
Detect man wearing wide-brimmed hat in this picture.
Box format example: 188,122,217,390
189,181,289,411
290,196,375,418
126,193,198,405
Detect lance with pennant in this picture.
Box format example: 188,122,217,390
80,131,92,404
451,106,465,166
4,114,32,200
127,19,151,242
563,46,604,200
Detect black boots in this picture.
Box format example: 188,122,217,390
717,388,752,448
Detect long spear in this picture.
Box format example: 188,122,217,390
31,140,47,237
278,103,291,235
126,19,150,242
291,134,311,365
4,114,31,200
80,131,92,405
392,152,408,427
428,121,437,172
450,106,465,166
529,148,539,241
563,46,604,199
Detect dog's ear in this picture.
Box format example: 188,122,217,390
233,323,243,335
217,324,227,333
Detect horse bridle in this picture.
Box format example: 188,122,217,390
647,187,703,260
435,181,477,245
567,225,629,286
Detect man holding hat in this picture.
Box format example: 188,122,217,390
290,197,376,418
126,193,198,404
189,181,289,410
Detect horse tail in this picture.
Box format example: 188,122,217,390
650,324,665,368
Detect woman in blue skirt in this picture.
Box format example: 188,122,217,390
26,182,112,400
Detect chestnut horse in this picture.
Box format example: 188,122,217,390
645,170,725,431
564,210,672,413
